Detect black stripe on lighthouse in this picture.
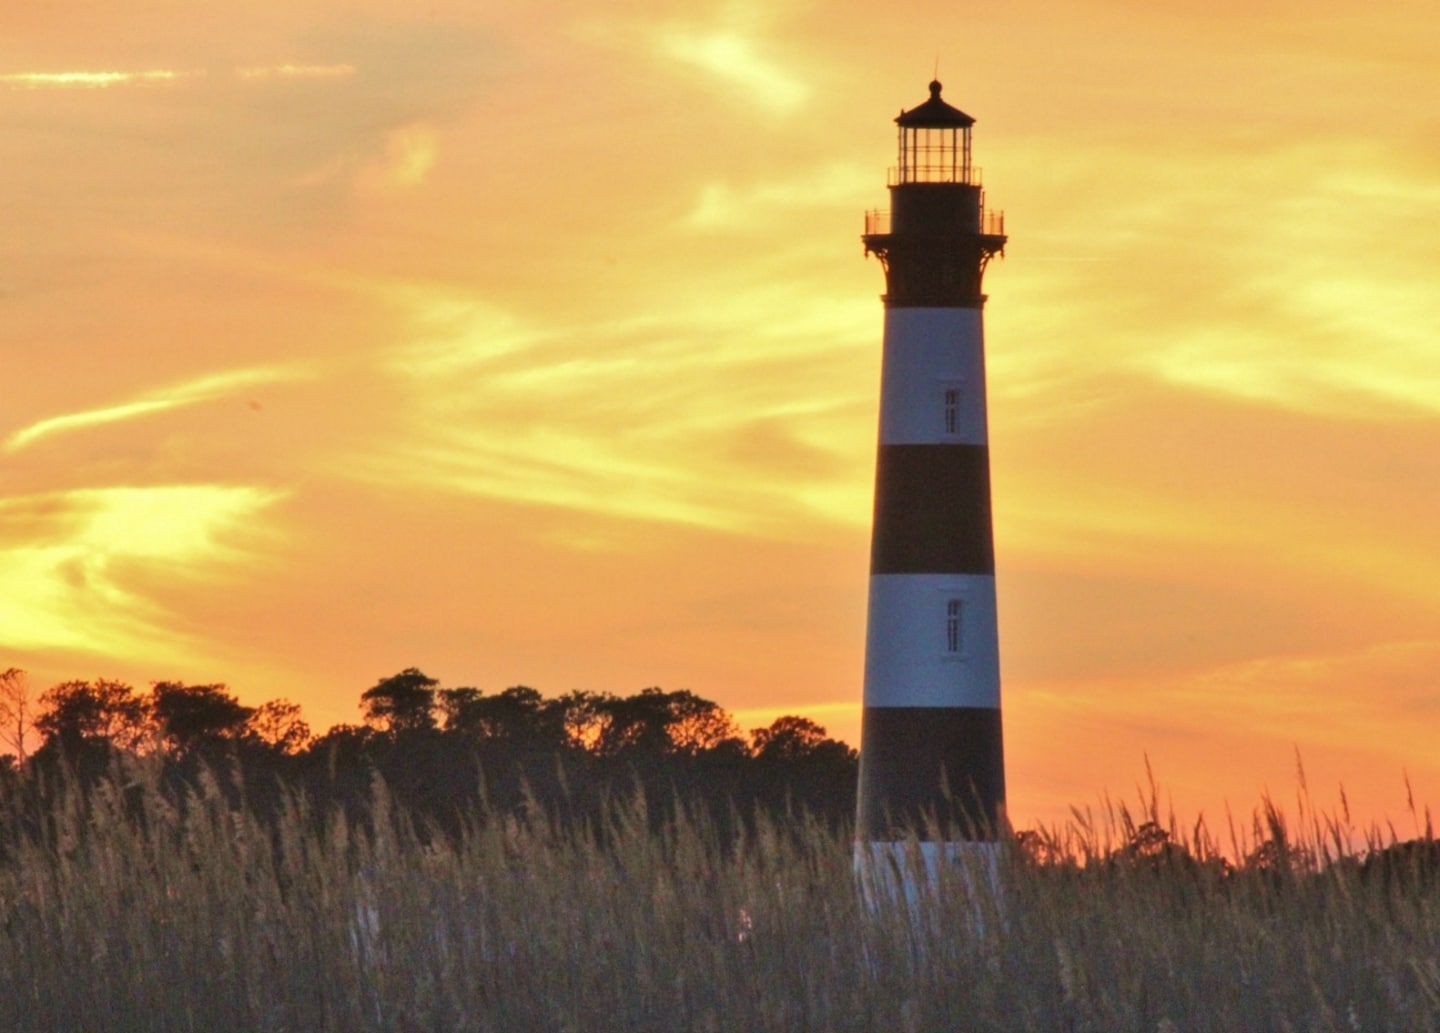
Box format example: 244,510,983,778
869,443,995,575
856,707,1005,840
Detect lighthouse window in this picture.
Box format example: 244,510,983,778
945,598,963,655
940,381,965,437
943,387,960,435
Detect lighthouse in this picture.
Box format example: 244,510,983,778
856,81,1007,879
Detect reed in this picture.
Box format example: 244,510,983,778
0,761,1436,1032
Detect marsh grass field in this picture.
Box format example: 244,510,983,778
1,763,1438,1033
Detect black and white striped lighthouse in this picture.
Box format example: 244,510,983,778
856,81,1007,874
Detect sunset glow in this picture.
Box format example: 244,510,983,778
4,0,1439,832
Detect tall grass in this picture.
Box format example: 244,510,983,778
1,761,1437,1032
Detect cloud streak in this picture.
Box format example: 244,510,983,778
2,64,358,95
359,282,874,538
0,485,285,660
5,365,315,453
236,63,356,81
653,25,810,113
1,69,198,89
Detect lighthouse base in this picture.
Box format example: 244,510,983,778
853,839,1006,930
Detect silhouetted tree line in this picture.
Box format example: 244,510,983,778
10,667,1431,885
1010,805,1440,891
0,667,858,841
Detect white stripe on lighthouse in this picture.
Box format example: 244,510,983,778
876,308,989,446
862,573,1000,709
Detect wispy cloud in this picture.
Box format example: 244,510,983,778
356,123,440,193
578,5,810,115
1002,137,1440,422
5,364,314,453
357,283,873,539
2,69,199,89
3,64,356,91
0,485,284,659
653,24,810,113
682,163,868,231
4,399,179,453
235,63,356,81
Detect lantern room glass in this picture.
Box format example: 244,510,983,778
896,124,973,185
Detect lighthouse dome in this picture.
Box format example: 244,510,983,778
895,80,976,128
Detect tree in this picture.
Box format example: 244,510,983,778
568,688,742,758
661,690,741,755
360,668,439,735
439,685,566,748
750,715,828,762
1360,838,1440,890
247,699,313,754
149,682,254,756
35,679,149,753
746,715,858,822
1010,828,1079,871
554,690,608,752
1107,819,1213,877
0,667,33,764
590,689,677,757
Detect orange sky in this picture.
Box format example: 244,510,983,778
4,0,1439,837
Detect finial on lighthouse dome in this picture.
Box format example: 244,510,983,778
896,79,976,128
